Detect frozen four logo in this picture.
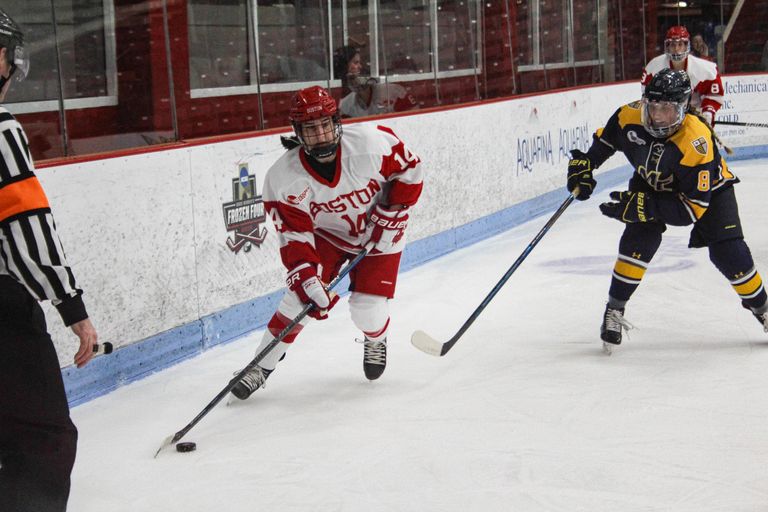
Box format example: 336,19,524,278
222,164,267,253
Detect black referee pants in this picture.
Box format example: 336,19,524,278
0,276,78,512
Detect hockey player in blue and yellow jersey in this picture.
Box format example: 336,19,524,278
566,68,768,351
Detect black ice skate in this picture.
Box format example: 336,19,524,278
362,337,387,380
751,311,768,333
600,304,633,354
230,365,273,400
741,303,768,333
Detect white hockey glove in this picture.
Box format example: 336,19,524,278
701,109,714,127
365,204,410,253
286,263,339,320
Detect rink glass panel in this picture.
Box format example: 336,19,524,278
3,0,765,161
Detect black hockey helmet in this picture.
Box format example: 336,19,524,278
641,68,692,137
645,68,692,103
0,9,29,83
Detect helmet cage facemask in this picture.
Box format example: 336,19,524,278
665,37,690,62
641,98,687,138
293,114,342,160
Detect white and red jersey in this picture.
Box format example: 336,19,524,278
263,123,423,271
641,53,724,118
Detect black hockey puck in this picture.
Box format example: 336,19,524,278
176,442,197,453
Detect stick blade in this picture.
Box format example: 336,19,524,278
410,330,446,357
154,434,175,459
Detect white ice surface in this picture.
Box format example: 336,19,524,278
70,159,768,512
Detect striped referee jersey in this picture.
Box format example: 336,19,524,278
0,106,87,326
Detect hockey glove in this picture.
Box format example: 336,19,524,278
567,150,597,201
286,263,339,320
365,204,410,253
599,191,658,223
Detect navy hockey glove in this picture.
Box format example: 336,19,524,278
286,263,339,320
567,150,596,201
599,191,658,223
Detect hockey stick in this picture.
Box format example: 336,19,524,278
715,120,768,129
154,244,371,457
411,192,577,357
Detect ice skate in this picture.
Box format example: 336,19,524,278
229,365,273,400
600,304,633,354
751,311,768,333
362,337,387,380
742,303,768,333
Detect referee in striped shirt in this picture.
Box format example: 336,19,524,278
0,10,99,512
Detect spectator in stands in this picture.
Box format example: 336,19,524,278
691,34,710,60
334,45,362,93
333,45,417,118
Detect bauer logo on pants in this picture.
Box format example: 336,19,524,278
222,164,267,253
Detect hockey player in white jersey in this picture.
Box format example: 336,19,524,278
641,25,724,126
230,85,423,399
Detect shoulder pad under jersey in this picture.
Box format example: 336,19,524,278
669,115,715,166
642,54,671,77
617,102,643,129
685,55,720,82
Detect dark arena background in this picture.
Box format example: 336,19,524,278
6,0,767,160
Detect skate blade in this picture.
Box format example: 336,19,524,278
602,342,614,355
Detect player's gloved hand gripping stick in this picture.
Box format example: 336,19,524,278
286,263,340,320
155,244,372,457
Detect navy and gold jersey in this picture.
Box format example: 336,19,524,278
588,101,737,226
